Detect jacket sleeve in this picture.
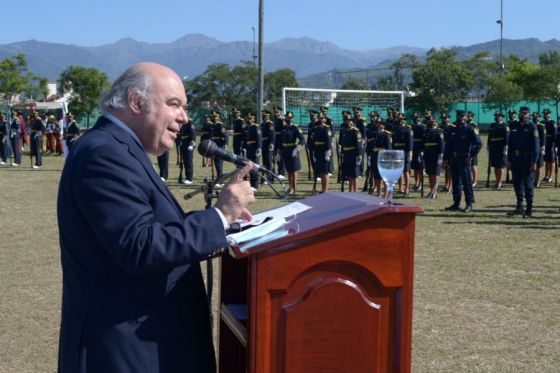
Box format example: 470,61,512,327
71,142,227,275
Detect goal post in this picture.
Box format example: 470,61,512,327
282,87,404,127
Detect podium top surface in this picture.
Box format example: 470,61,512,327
229,192,422,258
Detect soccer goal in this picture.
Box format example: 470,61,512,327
282,87,404,127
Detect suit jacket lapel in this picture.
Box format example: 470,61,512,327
94,117,185,217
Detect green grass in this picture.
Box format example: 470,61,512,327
0,139,558,372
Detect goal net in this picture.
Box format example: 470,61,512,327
282,87,404,128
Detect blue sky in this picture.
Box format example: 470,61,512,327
1,0,558,50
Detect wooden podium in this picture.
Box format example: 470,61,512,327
218,192,422,373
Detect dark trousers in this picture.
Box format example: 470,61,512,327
31,136,42,166
10,136,21,164
274,145,285,175
450,157,474,205
181,147,194,181
262,147,273,182
157,151,169,180
511,158,535,205
246,151,260,188
0,139,9,162
214,146,225,178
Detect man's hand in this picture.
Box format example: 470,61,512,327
215,164,255,225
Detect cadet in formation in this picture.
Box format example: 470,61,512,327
272,106,285,179
311,113,333,193
209,111,228,180
466,111,482,187
244,114,262,190
422,118,444,199
179,118,196,184
339,115,363,192
507,106,539,218
391,113,413,196
440,113,454,193
443,110,478,213
487,111,509,190
542,108,557,183
260,110,275,183
364,112,392,197
532,112,546,188
277,112,305,195
231,108,245,157
30,112,45,169
411,112,426,192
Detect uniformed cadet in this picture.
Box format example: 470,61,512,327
209,111,228,179
505,109,517,183
487,111,509,190
306,110,320,181
466,111,483,187
352,106,367,176
365,114,392,196
507,107,539,218
260,109,275,183
391,113,413,196
179,118,196,184
277,112,305,194
542,108,557,183
0,114,9,164
422,118,445,199
384,108,397,132
231,107,245,156
532,112,546,188
411,112,426,192
272,106,286,179
443,110,478,212
64,114,80,153
200,115,212,167
440,113,454,192
157,151,169,182
9,112,21,166
320,105,335,175
244,114,262,190
30,112,45,169
363,110,379,192
339,115,363,192
311,113,333,193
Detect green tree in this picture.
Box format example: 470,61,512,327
0,53,48,105
538,51,560,115
264,68,298,108
375,53,419,91
465,51,498,100
59,66,110,127
187,62,257,116
483,75,523,112
409,48,473,114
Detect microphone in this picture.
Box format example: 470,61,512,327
198,140,273,175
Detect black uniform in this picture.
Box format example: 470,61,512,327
157,151,169,180
391,123,413,172
244,121,262,188
279,124,305,172
65,120,80,152
260,118,275,182
353,114,366,175
211,120,228,178
10,117,21,165
179,120,196,182
543,118,557,162
273,115,285,175
487,120,509,168
0,118,8,163
232,116,246,156
339,126,363,179
365,126,392,180
311,123,332,176
444,124,478,207
422,127,444,176
535,121,546,168
468,122,483,166
30,117,45,167
508,120,539,215
411,121,425,171
306,119,320,177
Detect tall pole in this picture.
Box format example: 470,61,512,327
499,0,503,73
252,26,258,112
257,0,264,118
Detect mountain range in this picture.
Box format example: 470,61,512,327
0,34,558,87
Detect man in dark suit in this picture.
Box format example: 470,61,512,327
57,62,255,373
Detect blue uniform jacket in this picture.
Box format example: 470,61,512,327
57,116,227,373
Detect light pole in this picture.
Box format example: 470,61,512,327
496,0,503,73
257,0,264,119
251,26,257,66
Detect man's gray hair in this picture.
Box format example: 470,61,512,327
100,66,153,113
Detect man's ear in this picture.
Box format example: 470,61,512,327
128,90,143,114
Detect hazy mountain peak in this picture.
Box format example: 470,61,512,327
173,33,222,47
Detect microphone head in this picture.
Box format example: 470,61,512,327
198,139,218,157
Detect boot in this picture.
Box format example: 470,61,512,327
463,204,473,213
445,203,462,211
508,202,523,216
523,201,533,218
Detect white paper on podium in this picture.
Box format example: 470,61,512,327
238,201,311,228
227,202,311,250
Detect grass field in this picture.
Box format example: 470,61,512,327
0,138,558,372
